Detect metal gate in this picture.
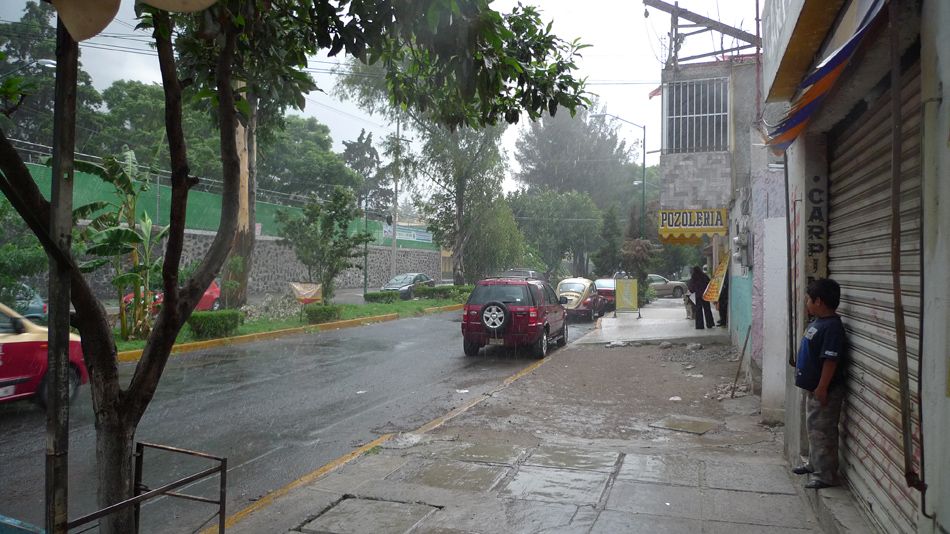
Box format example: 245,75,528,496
827,61,922,533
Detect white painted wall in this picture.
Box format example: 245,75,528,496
762,217,788,425
918,1,950,531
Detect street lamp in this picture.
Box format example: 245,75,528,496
0,59,57,78
590,113,647,239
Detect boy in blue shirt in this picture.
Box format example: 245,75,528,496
792,278,847,489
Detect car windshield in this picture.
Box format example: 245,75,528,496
559,282,587,293
594,279,615,289
387,275,415,285
467,284,530,305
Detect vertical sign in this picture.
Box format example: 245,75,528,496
616,279,639,313
804,169,829,284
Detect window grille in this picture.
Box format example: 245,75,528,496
664,78,729,153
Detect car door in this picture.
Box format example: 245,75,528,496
543,284,564,334
0,310,43,401
649,275,670,296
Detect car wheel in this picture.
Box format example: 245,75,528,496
480,301,511,333
211,299,221,312
533,328,549,358
557,323,568,347
35,367,81,409
463,340,480,356
673,287,684,298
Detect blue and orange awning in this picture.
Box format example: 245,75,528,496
764,0,886,154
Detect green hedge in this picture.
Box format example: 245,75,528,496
304,304,345,324
187,310,245,339
363,291,399,303
416,285,473,301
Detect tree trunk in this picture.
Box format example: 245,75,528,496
95,414,136,534
223,87,251,308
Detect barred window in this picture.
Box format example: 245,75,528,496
665,78,729,153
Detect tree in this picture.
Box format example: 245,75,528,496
275,186,372,302
258,116,358,197
514,104,637,216
508,189,601,279
591,204,623,277
452,197,525,283
343,129,391,216
414,124,508,284
0,2,589,531
0,2,102,149
0,197,47,309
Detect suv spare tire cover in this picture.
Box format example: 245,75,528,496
480,301,511,333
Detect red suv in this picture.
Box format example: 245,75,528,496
461,278,568,358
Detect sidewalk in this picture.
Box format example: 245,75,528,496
217,300,873,534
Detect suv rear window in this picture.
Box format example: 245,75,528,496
468,283,532,305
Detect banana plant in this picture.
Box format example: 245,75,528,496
80,213,168,340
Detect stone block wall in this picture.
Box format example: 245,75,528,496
29,229,441,301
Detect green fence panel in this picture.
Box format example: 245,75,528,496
17,163,438,250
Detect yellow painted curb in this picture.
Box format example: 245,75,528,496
116,314,402,363
199,434,393,534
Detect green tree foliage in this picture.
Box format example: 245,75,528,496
591,204,623,277
0,2,589,531
459,198,525,283
95,80,222,179
343,129,392,215
275,186,372,303
413,124,508,284
508,189,601,279
514,105,639,216
0,1,102,148
258,116,358,196
0,198,47,309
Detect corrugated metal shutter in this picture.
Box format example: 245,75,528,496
827,62,922,534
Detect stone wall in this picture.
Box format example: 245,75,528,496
29,230,441,301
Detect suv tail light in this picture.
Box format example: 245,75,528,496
43,303,48,313
462,304,470,323
527,307,539,325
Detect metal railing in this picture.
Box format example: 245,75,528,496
66,442,227,534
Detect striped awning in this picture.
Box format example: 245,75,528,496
658,209,727,246
764,0,886,154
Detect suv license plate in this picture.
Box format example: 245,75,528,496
488,338,503,345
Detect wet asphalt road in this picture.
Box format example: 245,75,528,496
0,310,597,532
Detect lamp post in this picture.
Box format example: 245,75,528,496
590,113,647,239
0,58,57,78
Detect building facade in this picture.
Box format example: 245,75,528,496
761,0,947,532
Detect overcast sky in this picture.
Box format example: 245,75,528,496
2,0,758,187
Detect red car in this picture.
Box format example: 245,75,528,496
594,278,617,311
461,277,568,358
123,281,222,313
0,301,89,407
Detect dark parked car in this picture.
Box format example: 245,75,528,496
380,273,435,300
461,277,567,358
15,283,47,323
0,301,88,407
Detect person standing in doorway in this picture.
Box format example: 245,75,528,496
792,278,848,489
717,275,729,327
687,266,715,329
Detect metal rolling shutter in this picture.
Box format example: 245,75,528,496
827,62,922,534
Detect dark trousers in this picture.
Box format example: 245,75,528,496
694,299,714,329
718,299,728,324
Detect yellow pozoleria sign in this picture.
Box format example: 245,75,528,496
658,209,728,246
